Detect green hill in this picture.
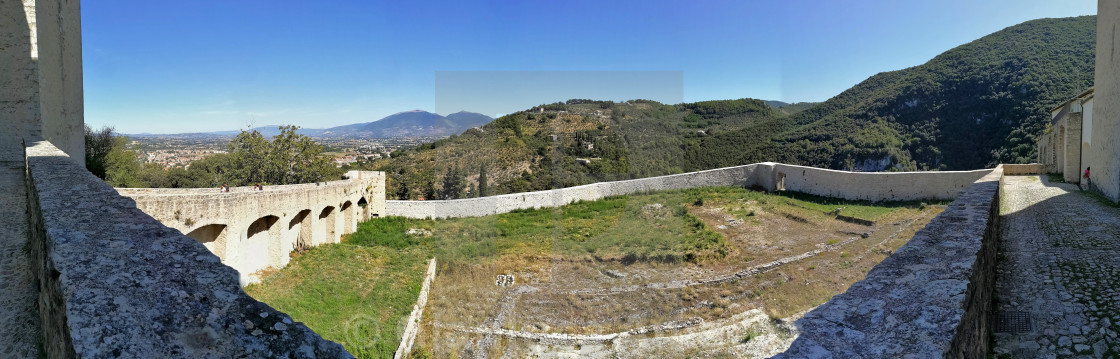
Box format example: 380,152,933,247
764,100,822,116
373,16,1097,198
373,98,782,199
690,16,1096,171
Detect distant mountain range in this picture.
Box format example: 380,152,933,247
130,110,493,138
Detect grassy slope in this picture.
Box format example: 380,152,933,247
244,245,429,358
246,187,933,357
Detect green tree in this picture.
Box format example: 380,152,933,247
179,153,234,188
225,128,272,185
394,176,411,200
478,164,489,197
103,135,143,187
224,125,341,186
83,125,144,187
438,167,466,200
270,125,339,184
421,170,436,200
84,125,116,179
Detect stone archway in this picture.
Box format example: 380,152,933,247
186,224,228,258
289,209,312,252
357,197,369,221
242,215,280,283
319,206,336,244
341,201,354,235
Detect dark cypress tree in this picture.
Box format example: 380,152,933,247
478,164,489,197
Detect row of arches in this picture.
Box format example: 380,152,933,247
185,197,370,285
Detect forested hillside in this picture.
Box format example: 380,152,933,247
374,99,781,199
373,16,1097,199
764,101,821,116
689,15,1096,171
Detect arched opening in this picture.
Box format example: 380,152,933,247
247,215,279,238
341,201,354,235
357,197,369,221
319,206,337,244
241,215,281,283
776,172,787,191
186,224,228,259
289,209,312,252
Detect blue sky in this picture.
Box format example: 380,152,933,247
83,0,1097,134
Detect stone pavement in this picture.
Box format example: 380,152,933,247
0,157,41,358
992,176,1120,358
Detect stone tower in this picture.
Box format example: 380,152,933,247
1,0,83,163
1091,0,1120,201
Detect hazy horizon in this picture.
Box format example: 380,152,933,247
84,0,1096,133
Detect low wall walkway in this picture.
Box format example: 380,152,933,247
777,166,1004,357
387,163,992,219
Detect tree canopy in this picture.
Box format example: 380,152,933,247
84,125,343,188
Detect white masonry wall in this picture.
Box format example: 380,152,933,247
387,163,993,219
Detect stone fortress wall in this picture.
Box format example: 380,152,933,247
387,162,1004,357
778,166,1003,358
24,141,350,358
8,0,1118,356
387,162,993,219
117,171,386,285
1091,0,1120,201
1,0,84,162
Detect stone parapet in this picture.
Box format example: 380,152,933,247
387,163,993,219
1002,163,1044,176
24,141,351,358
775,166,1003,358
768,163,991,201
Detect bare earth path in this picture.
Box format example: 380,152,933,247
992,176,1120,358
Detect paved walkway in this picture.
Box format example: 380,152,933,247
0,158,40,358
992,176,1120,358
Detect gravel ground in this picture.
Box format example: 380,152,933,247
992,176,1120,358
0,160,41,358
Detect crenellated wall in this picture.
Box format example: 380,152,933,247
387,162,993,219
24,141,352,358
117,171,385,285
